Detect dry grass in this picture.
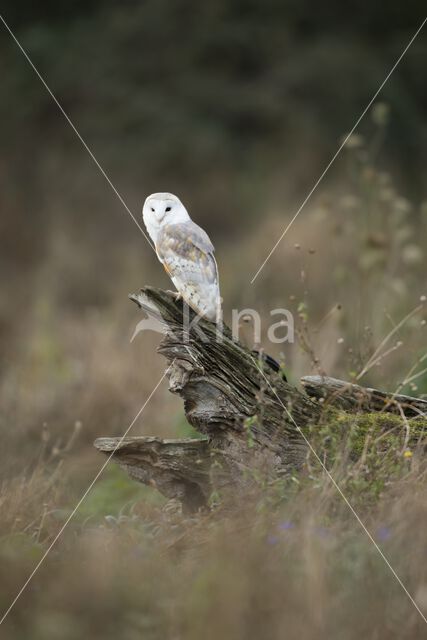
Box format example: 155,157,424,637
1,116,427,638
0,434,426,640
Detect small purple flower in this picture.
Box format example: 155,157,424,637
267,535,280,545
278,520,295,531
377,526,392,541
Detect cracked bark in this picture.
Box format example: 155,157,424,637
94,287,425,511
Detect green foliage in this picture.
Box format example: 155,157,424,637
305,409,427,508
0,533,44,563
173,411,203,439
243,415,257,448
75,464,164,522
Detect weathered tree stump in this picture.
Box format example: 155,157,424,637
94,287,426,511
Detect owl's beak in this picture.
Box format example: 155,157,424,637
155,211,166,223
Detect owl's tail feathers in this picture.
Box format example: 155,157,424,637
215,291,222,318
201,288,222,323
199,295,223,343
212,294,224,342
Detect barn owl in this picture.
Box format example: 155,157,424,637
142,193,221,323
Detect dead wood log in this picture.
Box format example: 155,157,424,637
94,287,321,511
301,376,427,418
93,436,217,512
94,287,426,511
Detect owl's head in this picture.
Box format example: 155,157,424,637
143,193,190,242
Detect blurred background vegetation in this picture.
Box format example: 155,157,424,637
0,2,427,638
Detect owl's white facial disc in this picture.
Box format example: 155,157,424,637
142,192,190,244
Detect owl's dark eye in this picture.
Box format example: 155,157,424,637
150,207,155,212
165,206,171,212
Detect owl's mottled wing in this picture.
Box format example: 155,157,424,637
156,222,220,322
